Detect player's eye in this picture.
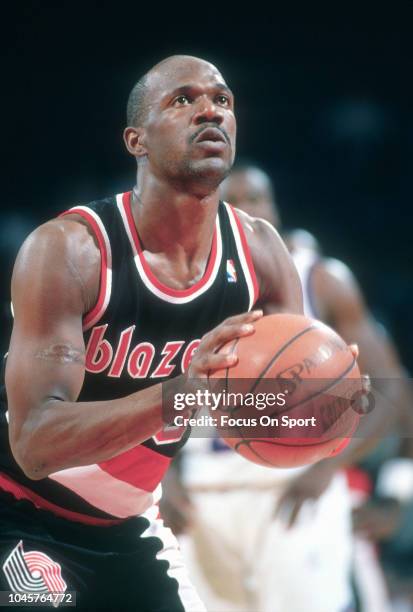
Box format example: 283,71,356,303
173,95,191,106
216,95,230,106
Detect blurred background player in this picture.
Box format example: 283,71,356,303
223,164,413,612
162,162,412,612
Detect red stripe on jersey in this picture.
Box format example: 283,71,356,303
122,191,219,298
98,443,171,492
60,208,109,329
0,472,123,526
229,205,259,305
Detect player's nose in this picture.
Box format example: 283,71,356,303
193,96,224,125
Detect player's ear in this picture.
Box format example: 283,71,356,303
123,126,147,159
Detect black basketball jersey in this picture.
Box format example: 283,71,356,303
0,191,258,523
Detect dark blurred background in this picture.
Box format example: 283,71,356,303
1,4,412,370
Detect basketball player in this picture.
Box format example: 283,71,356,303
0,57,311,611
226,166,410,612
170,163,406,612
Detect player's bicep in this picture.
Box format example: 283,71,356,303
316,260,397,375
6,223,89,442
251,218,303,315
335,316,398,377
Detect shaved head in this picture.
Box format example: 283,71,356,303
126,55,223,127
124,54,235,195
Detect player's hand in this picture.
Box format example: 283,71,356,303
274,461,336,529
160,466,194,535
349,343,360,360
186,310,263,379
352,498,402,541
349,343,372,413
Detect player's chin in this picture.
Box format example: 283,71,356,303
191,155,232,180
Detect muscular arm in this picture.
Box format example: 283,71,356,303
6,218,173,479
239,212,303,315
311,258,410,464
312,259,401,377
6,217,261,481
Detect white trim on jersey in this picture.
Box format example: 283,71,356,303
116,193,223,305
140,505,207,611
65,205,113,331
223,202,256,311
48,465,161,519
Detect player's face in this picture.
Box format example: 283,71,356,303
142,59,236,192
222,170,280,228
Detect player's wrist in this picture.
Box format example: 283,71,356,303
161,375,207,425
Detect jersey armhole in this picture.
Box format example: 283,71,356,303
224,203,260,309
59,207,112,331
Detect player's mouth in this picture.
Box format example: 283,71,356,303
193,127,228,147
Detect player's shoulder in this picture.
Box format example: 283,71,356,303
20,215,99,262
12,216,101,307
229,206,302,313
314,257,358,289
230,206,293,275
231,206,284,249
12,215,101,313
311,256,364,318
19,192,119,261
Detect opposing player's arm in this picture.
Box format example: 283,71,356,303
239,212,303,315
274,259,410,525
7,218,261,480
311,258,411,460
312,258,401,377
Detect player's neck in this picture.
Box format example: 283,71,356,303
131,174,220,258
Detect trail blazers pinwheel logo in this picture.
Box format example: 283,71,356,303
3,540,67,605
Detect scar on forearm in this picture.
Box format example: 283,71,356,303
35,344,85,365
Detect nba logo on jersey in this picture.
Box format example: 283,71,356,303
226,259,237,283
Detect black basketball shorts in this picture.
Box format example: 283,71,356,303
0,490,204,611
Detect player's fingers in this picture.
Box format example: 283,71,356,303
204,351,239,373
361,373,371,395
201,310,263,350
188,350,239,377
211,321,257,350
348,343,359,359
221,309,263,327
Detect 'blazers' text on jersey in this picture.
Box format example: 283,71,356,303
0,191,258,524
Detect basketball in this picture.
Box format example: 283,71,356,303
208,313,362,468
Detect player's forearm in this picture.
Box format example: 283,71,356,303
11,376,186,480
